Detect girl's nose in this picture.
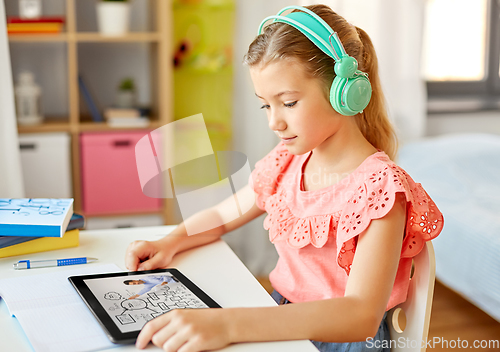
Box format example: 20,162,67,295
268,110,286,132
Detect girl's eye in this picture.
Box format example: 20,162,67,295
284,101,297,108
260,104,270,109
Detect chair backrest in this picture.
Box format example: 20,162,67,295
386,241,436,352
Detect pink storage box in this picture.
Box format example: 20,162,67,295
80,131,162,215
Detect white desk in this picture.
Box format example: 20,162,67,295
0,226,317,351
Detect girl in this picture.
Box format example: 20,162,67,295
126,4,444,352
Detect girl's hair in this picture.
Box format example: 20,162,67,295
243,4,398,160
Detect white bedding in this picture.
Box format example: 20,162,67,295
398,133,500,322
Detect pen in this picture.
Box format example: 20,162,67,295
13,257,98,270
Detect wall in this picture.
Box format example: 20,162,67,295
426,111,500,137
0,0,24,198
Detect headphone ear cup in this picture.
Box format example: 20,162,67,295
330,74,372,116
330,76,346,115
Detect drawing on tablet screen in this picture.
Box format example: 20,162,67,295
84,273,209,333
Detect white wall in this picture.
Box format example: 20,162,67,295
0,0,24,198
225,0,298,276
426,111,500,137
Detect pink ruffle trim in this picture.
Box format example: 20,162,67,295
249,143,294,211
250,143,444,276
336,164,443,274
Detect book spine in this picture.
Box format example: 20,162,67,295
7,17,66,24
0,236,38,250
66,215,85,231
8,30,62,34
78,76,104,122
7,23,63,34
0,224,61,237
7,23,63,29
0,230,79,258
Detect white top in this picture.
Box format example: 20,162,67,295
0,225,316,351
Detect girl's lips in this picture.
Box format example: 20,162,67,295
281,136,297,144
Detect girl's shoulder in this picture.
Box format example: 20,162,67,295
336,151,444,272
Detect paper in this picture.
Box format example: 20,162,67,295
0,264,122,352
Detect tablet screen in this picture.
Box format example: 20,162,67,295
82,271,209,333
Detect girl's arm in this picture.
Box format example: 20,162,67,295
125,184,265,271
135,193,406,350
227,192,407,343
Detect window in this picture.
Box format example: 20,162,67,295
423,0,500,112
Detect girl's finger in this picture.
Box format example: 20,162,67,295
178,338,203,352
124,247,141,271
137,254,162,271
136,313,173,349
125,241,151,271
161,330,190,352
151,324,178,351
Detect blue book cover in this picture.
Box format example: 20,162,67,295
78,75,104,122
0,198,74,237
0,213,85,249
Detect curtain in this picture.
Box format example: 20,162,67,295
0,1,24,198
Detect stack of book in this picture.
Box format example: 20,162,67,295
104,107,151,127
7,16,65,35
0,198,84,258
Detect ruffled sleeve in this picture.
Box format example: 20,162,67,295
336,162,444,275
249,142,294,211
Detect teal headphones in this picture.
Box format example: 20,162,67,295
258,6,372,116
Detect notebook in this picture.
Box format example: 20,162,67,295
0,264,121,352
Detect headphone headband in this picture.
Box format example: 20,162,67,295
258,6,347,62
256,6,372,116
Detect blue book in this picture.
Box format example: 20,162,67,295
78,75,104,122
0,213,85,249
0,198,74,237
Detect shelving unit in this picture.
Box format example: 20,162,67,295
8,0,175,224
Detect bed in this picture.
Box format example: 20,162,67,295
397,133,500,322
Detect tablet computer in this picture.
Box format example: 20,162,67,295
68,268,221,344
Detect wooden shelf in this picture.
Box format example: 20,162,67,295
78,120,163,132
17,119,71,133
8,34,69,42
8,32,162,43
74,32,161,43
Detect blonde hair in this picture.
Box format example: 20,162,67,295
243,4,398,160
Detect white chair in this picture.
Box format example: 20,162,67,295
386,241,436,352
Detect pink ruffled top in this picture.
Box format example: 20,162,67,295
249,142,444,310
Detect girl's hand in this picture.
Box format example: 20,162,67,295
136,308,232,352
125,239,176,271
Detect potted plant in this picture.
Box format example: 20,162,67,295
115,77,136,108
96,0,131,37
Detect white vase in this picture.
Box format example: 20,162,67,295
115,90,136,108
96,2,130,37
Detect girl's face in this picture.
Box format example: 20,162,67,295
250,59,343,156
